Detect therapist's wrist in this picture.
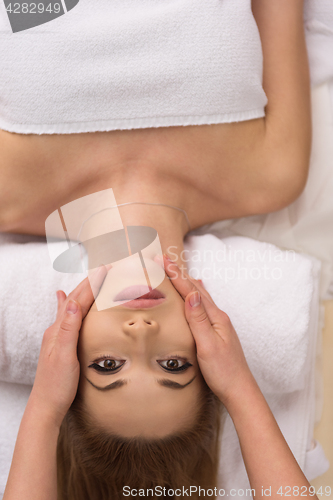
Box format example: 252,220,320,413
219,371,264,419
24,392,63,433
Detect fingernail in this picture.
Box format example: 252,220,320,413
67,300,78,314
56,291,61,301
189,291,201,308
198,280,203,285
164,254,179,267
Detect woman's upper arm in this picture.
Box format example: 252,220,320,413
251,0,311,140
249,0,312,211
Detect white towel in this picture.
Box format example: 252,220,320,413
0,0,267,134
304,0,333,86
0,232,328,498
1,0,333,135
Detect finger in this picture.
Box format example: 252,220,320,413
56,290,67,316
187,289,229,329
54,265,109,324
163,254,214,304
163,255,224,325
70,264,109,317
188,277,214,303
196,279,207,292
67,264,111,302
56,299,82,354
184,291,216,348
163,254,198,295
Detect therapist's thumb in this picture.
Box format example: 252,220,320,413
57,300,82,351
185,291,213,341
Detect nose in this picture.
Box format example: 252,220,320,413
122,316,159,337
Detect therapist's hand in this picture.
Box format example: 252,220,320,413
28,265,109,428
163,254,256,408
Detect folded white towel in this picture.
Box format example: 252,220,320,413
0,232,328,498
304,0,333,86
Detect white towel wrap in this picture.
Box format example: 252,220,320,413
0,0,267,134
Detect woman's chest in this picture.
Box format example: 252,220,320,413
0,119,266,234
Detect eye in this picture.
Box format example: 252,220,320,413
88,359,125,373
157,358,192,373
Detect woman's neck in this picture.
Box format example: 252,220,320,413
80,200,188,267
119,202,187,265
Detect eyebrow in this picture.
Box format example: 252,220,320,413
157,375,196,389
85,375,196,391
85,377,127,391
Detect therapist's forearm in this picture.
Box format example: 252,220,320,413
3,398,59,500
223,375,318,500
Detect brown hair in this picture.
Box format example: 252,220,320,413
57,384,221,500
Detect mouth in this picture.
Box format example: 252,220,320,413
114,285,166,308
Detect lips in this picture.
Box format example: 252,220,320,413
114,285,165,308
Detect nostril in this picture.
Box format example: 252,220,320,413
127,320,152,326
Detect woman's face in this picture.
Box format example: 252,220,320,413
78,260,204,438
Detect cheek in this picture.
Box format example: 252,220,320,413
76,377,90,408
78,314,111,358
77,323,92,360
175,320,195,345
78,317,92,357
77,326,99,371
77,335,86,364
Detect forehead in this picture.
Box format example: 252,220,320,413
82,374,203,438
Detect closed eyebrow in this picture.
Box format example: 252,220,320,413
85,375,196,391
